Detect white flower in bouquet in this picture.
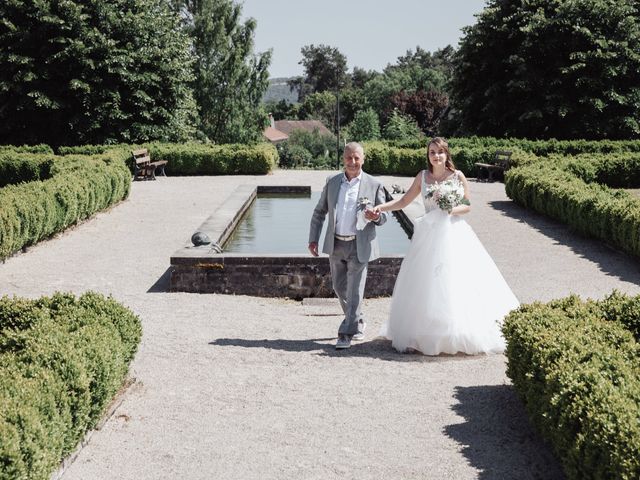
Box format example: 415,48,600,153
425,179,468,213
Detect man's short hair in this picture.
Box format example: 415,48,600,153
344,141,364,156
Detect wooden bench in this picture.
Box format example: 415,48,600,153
131,148,168,181
475,150,512,182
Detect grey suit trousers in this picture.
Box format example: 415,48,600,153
330,238,367,336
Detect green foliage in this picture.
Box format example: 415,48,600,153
0,149,131,260
276,143,313,169
146,142,277,175
389,89,449,137
360,137,640,178
502,292,640,479
505,155,640,258
450,0,640,139
290,44,349,102
361,141,426,176
0,292,141,479
345,108,381,142
562,153,640,188
0,145,53,155
264,100,299,121
382,110,424,141
0,154,55,188
297,91,337,131
0,0,197,147
277,129,337,169
361,49,451,128
175,0,271,144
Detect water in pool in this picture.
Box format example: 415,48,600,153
223,192,410,254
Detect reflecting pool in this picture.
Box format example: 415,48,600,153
224,192,410,254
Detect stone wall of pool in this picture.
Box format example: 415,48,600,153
169,185,410,299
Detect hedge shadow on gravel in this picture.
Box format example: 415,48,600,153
489,200,640,285
444,385,564,480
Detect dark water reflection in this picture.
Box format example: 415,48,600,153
224,192,410,254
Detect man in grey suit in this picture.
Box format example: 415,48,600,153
308,142,388,349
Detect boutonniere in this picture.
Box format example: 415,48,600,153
358,196,372,211
356,197,373,230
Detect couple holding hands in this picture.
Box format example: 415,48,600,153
308,138,519,353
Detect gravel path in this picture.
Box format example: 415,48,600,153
1,170,639,480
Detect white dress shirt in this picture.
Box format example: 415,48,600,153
335,172,361,236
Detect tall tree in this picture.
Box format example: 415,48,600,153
289,44,349,102
351,67,380,89
386,45,455,80
361,64,447,128
346,108,381,142
0,0,197,146
174,0,272,144
450,0,640,139
297,91,336,128
389,90,449,137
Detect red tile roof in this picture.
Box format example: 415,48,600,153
262,126,289,142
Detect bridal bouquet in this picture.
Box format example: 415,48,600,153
424,180,468,213
356,196,372,230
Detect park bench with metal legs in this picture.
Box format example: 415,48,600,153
475,150,512,182
131,148,168,181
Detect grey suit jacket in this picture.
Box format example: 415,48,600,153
309,171,388,263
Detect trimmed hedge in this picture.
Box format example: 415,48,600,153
0,153,55,188
383,137,640,155
360,138,640,177
146,142,278,175
361,141,536,177
0,145,54,154
361,141,427,176
0,149,131,260
505,155,640,258
360,140,572,177
56,145,113,156
0,291,142,480
562,153,640,189
58,142,278,175
503,293,640,480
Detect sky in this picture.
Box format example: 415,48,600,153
240,0,488,78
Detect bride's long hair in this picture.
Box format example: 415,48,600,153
426,137,456,173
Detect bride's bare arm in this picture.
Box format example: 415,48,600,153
373,172,422,213
450,172,471,216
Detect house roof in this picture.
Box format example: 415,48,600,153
274,120,333,136
262,126,289,142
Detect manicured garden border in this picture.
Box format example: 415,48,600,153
503,292,640,480
0,292,142,479
0,149,131,260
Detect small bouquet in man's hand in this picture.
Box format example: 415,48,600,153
356,196,373,230
424,180,469,213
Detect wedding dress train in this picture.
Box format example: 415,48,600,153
380,171,520,355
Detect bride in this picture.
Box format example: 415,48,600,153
372,137,519,355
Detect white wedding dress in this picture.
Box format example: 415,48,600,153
380,170,520,355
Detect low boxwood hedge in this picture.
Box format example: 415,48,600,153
503,293,640,480
0,145,54,155
361,140,538,177
58,142,278,175
360,138,640,177
146,142,278,175
0,149,131,260
0,292,142,480
0,154,55,188
505,154,640,258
